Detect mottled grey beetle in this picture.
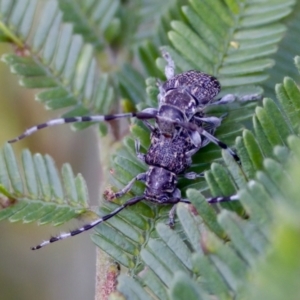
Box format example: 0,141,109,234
8,51,259,249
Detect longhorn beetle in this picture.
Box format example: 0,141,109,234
8,51,260,249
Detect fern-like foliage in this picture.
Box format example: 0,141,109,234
109,59,300,299
57,0,121,49
0,144,90,225
151,0,295,83
121,0,296,106
264,0,300,98
0,0,116,130
0,0,299,299
244,139,300,300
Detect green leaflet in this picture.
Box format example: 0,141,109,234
0,144,90,225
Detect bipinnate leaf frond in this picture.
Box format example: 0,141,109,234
0,144,90,226
0,0,116,130
108,59,300,299
162,0,296,88
57,0,121,49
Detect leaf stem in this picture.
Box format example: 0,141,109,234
0,22,24,48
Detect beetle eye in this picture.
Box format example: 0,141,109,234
159,195,169,202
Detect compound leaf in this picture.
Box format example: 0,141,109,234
0,144,90,226
0,0,116,131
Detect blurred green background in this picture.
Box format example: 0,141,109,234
0,43,101,300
